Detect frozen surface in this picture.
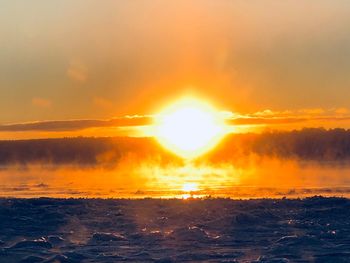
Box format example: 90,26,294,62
0,197,350,262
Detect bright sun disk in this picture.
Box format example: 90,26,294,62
155,98,226,158
182,182,199,192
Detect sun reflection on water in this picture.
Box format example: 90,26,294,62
136,162,244,199
3,156,349,199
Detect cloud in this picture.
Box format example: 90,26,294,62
228,117,308,125
31,97,52,108
226,107,350,126
249,108,350,118
335,108,350,115
1,107,350,133
0,116,153,132
67,59,88,83
93,97,114,110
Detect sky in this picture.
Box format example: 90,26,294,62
1,0,350,137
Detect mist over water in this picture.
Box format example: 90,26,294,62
1,129,350,198
1,158,350,199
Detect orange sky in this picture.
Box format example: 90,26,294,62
1,1,350,138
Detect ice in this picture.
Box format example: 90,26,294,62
47,236,64,246
168,226,210,241
10,239,52,249
89,232,126,243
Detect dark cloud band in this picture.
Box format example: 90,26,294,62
1,115,350,132
0,116,153,132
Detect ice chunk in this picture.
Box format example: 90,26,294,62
47,236,65,245
169,226,210,241
10,239,52,249
90,232,126,242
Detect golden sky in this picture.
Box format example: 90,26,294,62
1,1,350,137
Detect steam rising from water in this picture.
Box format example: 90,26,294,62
1,157,350,198
1,129,350,198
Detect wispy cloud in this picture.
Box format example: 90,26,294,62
0,116,152,132
1,107,350,133
226,107,350,126
93,97,114,110
31,97,52,108
250,108,350,118
67,58,88,83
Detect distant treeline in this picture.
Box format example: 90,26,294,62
1,128,350,166
206,128,350,163
0,137,179,166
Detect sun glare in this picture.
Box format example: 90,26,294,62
182,182,199,192
155,98,226,158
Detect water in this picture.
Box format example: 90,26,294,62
1,159,350,198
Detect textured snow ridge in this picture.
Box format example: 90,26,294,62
0,197,350,262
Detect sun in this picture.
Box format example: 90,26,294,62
182,182,199,192
154,97,226,158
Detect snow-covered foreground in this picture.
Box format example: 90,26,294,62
0,197,349,262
